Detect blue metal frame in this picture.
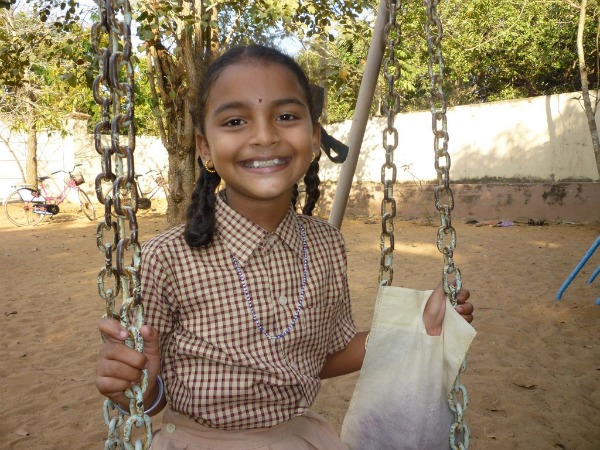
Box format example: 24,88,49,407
556,236,600,305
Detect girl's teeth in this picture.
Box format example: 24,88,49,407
249,158,284,168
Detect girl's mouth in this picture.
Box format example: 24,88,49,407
242,158,289,169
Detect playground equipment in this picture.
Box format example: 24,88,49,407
556,235,600,305
90,1,474,448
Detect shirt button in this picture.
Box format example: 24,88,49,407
166,423,176,433
278,295,288,306
299,397,310,408
268,235,277,245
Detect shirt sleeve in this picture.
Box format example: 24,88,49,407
141,240,176,342
326,227,356,355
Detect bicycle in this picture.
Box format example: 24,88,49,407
136,168,169,211
111,168,170,217
3,165,96,227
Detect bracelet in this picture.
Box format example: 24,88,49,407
364,332,370,351
114,376,164,416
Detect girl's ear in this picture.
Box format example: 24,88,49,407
196,133,210,162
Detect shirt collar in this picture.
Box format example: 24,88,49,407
215,193,302,267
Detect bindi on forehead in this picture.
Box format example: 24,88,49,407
258,98,263,103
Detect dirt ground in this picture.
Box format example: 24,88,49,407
1,204,599,449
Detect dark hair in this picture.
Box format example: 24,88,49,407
184,45,321,248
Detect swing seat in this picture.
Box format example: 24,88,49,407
341,286,476,450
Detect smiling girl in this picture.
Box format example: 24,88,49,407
95,44,473,449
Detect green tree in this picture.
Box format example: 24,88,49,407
438,0,590,104
307,0,595,121
298,16,376,123
0,5,91,184
130,0,370,223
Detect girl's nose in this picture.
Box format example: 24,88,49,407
250,118,279,147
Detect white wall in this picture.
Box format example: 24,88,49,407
320,91,598,183
0,91,598,202
0,116,169,202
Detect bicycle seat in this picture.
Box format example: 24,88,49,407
37,176,51,182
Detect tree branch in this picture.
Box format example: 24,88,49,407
225,10,242,46
146,46,168,149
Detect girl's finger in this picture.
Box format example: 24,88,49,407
461,314,474,323
455,302,474,315
99,342,148,370
97,352,146,384
140,325,161,358
99,317,129,343
455,288,471,303
96,375,136,398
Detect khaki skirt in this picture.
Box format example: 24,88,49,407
150,408,348,450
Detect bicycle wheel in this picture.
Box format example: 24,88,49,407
77,189,96,221
3,188,46,227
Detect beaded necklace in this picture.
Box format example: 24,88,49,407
231,222,308,340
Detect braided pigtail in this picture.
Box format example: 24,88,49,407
291,184,300,210
301,154,321,216
184,159,222,247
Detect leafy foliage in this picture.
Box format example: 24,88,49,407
2,0,594,126
0,7,89,132
298,17,375,123
438,0,591,104
301,0,597,121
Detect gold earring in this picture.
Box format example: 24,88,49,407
311,153,317,163
204,160,216,173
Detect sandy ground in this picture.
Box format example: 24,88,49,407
1,203,599,449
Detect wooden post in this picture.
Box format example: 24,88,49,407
328,0,387,229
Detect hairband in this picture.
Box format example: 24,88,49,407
309,85,348,164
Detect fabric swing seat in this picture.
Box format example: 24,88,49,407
341,286,476,449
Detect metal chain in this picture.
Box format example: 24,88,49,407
378,0,400,286
424,1,469,448
91,1,152,448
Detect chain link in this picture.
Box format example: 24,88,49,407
91,1,152,448
378,0,401,286
424,1,469,448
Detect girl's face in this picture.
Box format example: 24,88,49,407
197,61,320,213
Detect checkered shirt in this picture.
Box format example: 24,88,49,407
141,195,356,430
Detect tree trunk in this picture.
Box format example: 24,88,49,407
166,144,196,225
144,0,217,225
25,115,38,186
577,0,600,179
145,39,195,225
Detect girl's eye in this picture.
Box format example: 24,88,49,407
278,113,297,122
224,118,245,127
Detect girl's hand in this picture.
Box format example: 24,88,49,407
423,283,473,336
95,318,162,411
455,289,474,324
